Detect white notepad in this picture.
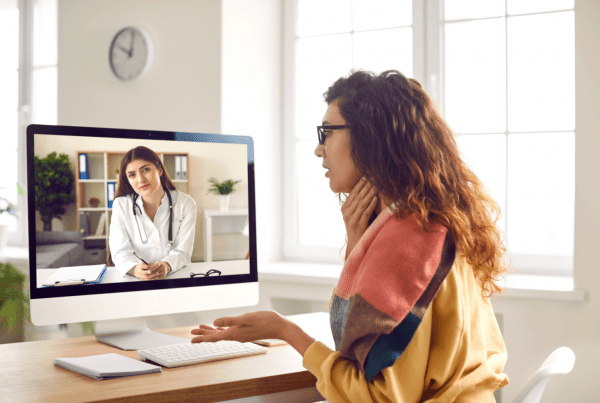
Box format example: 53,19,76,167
53,353,161,380
42,264,107,287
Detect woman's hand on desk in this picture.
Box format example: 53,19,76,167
191,311,286,343
190,311,316,356
131,261,171,280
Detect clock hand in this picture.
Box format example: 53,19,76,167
119,45,131,57
129,30,135,57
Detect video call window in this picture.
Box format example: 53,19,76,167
32,132,252,289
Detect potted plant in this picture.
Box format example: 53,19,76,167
0,194,16,252
0,262,29,344
34,152,76,231
207,178,241,211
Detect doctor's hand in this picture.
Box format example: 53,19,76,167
132,261,171,280
190,311,289,344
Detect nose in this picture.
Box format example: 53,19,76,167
314,143,324,157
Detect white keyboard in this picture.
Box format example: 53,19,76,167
137,340,268,368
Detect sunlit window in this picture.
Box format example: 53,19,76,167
293,0,413,248
445,1,575,272
288,0,575,275
0,0,56,245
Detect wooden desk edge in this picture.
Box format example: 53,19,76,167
3,325,318,403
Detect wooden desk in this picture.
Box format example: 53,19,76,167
1,325,323,403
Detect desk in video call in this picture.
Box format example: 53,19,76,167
36,260,251,288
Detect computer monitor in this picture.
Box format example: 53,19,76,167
27,124,258,350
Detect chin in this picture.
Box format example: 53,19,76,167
328,179,352,194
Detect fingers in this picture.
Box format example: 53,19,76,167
213,316,238,328
191,326,239,344
343,179,378,220
360,193,378,225
137,262,166,280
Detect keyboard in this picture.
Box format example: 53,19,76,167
137,340,268,368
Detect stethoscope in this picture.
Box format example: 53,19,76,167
132,188,174,251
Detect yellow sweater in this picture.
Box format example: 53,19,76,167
302,255,509,402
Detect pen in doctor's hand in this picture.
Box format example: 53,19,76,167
133,251,149,265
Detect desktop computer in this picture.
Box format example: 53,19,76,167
27,124,258,350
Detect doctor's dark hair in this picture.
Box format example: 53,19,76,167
114,146,176,199
324,69,507,297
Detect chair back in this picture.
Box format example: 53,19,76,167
512,346,575,403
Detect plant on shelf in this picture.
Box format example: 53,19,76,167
34,152,75,231
206,178,241,196
0,262,29,344
88,197,100,208
207,178,241,212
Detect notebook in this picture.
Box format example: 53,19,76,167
53,353,161,380
42,264,108,287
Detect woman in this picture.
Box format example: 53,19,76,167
190,70,509,401
109,146,197,280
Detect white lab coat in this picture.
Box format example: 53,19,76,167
109,189,197,277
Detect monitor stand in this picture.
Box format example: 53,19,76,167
94,317,190,350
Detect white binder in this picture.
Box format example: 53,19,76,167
175,155,181,180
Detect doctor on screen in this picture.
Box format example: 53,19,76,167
109,146,197,280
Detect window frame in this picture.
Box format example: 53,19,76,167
5,0,57,248
282,0,426,263
283,0,575,276
8,0,33,248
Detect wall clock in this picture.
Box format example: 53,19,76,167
109,27,153,82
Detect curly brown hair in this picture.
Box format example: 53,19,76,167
325,70,508,297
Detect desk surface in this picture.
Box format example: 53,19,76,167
1,325,318,403
37,260,251,288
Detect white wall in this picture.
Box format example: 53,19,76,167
58,0,221,133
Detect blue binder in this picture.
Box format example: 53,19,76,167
79,154,89,179
107,182,116,208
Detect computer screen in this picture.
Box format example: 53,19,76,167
27,124,258,349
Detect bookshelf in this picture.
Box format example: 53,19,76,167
76,151,190,264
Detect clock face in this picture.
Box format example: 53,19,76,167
109,27,152,81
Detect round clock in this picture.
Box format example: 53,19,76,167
109,27,153,82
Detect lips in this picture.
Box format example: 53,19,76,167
139,185,149,190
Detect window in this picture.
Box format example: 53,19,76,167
284,0,575,275
0,0,57,246
442,0,575,275
284,0,416,262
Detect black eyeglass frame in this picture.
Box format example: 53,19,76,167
317,125,350,145
190,269,222,278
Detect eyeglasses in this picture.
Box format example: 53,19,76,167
317,125,349,145
190,269,222,278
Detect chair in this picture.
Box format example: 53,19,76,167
511,346,575,403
